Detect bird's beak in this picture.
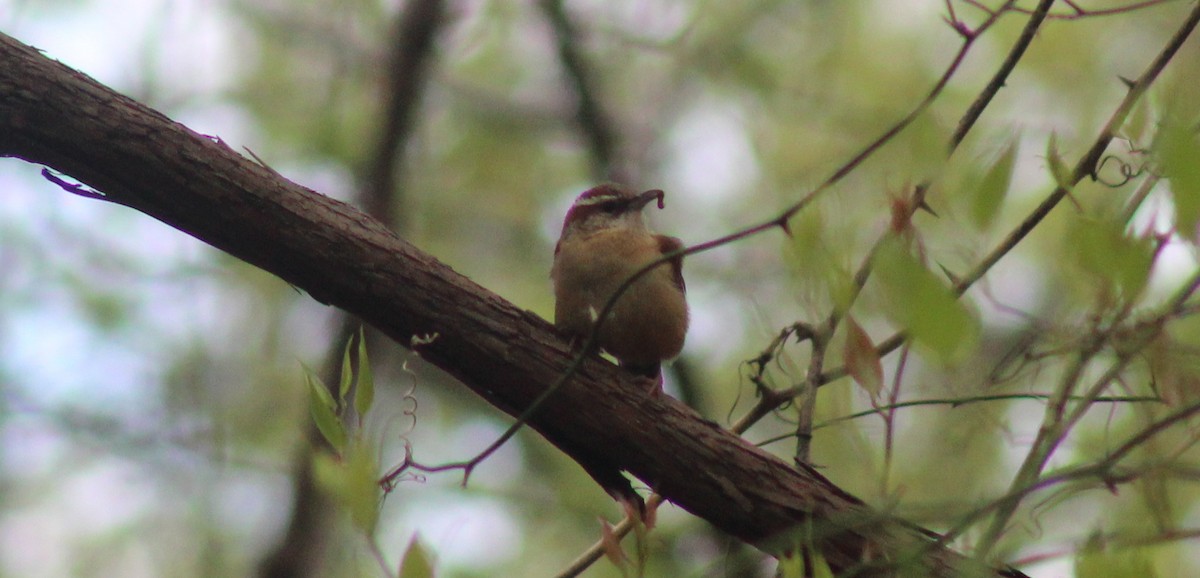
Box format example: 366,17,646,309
631,189,665,211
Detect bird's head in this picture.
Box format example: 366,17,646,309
559,184,665,240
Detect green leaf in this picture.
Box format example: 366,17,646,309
1121,96,1151,142
339,334,354,404
971,139,1017,228
344,444,380,535
777,553,803,578
844,316,883,400
399,535,435,578
1155,113,1200,238
810,550,834,578
1067,217,1153,299
784,209,856,313
312,445,381,537
1075,538,1158,578
872,238,979,361
1046,132,1074,189
306,369,347,454
776,550,833,578
311,451,344,495
354,327,375,419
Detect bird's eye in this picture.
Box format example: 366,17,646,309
600,201,622,213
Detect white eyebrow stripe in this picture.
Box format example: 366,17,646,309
574,195,622,207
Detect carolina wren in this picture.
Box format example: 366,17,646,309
551,183,688,386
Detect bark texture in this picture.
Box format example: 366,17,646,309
0,32,1023,577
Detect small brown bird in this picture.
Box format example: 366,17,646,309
551,183,688,387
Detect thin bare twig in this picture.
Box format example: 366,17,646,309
379,335,601,487
1119,171,1162,225
951,0,1056,149
963,0,1179,19
793,331,827,465
879,344,912,496
724,4,1030,438
736,0,1051,434
955,390,1200,547
554,495,665,578
823,0,1200,396
976,263,1200,557
753,392,1162,448
1014,527,1200,567
843,394,1200,577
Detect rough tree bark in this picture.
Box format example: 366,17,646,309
0,32,1025,577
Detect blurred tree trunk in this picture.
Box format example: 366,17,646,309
258,1,445,577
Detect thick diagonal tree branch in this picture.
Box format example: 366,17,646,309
0,33,1023,577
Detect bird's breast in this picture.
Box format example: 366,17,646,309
552,230,688,364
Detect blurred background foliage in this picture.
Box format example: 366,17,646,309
3,1,1200,577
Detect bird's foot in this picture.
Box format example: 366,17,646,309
620,362,664,396
640,374,664,397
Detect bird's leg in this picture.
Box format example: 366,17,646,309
644,373,664,397
622,361,664,396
